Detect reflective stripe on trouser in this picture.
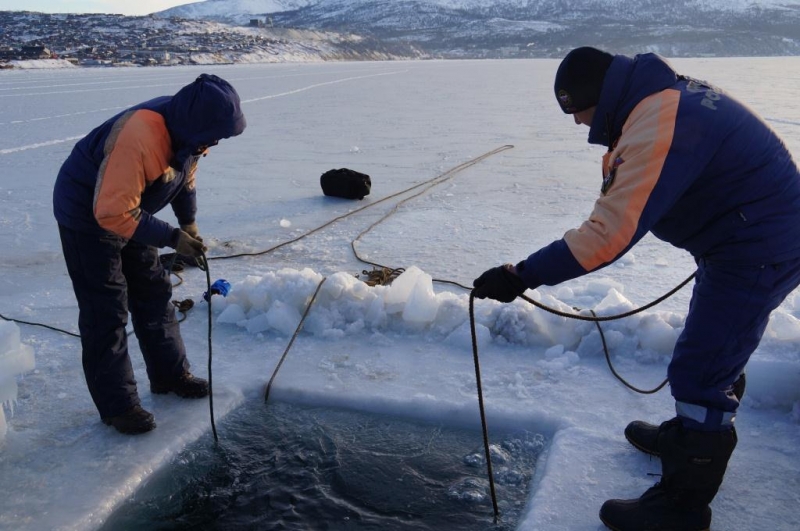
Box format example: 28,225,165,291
668,256,800,431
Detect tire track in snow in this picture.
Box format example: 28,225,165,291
0,74,192,91
0,68,399,98
0,80,194,98
0,67,381,91
0,136,84,155
0,69,397,127
0,70,407,154
765,117,800,127
0,106,131,127
241,70,407,103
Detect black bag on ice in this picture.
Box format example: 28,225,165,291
320,168,371,200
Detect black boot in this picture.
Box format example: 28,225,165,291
626,374,745,457
600,421,737,531
102,404,156,435
151,371,209,398
625,417,681,458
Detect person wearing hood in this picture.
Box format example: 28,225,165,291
473,47,800,530
53,74,247,435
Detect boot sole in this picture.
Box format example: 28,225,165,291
601,515,708,531
151,387,208,399
102,418,156,434
599,514,622,531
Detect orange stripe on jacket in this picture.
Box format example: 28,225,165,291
93,110,173,238
565,89,680,271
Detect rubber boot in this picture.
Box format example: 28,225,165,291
625,373,745,457
600,421,737,531
625,417,681,458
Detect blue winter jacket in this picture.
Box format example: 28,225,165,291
516,53,800,289
53,74,246,248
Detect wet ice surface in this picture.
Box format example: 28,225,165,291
102,401,546,531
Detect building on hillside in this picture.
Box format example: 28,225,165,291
0,47,18,61
21,46,52,59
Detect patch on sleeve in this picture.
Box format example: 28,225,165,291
601,156,625,195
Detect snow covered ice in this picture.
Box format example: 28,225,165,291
1,58,799,530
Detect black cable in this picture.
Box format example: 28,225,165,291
199,251,219,443
510,277,693,394
468,291,500,522
1,250,193,336
0,312,80,338
590,309,669,394
519,273,695,323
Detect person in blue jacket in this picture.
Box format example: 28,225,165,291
473,47,800,530
53,74,246,435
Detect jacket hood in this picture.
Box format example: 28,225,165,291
165,73,247,168
588,53,678,147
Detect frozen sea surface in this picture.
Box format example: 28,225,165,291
1,58,799,530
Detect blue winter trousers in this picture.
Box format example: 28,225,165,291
58,224,189,419
669,256,800,431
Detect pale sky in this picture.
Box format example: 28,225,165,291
0,0,195,16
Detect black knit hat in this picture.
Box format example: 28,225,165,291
554,47,614,114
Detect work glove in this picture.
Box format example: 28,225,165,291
472,264,527,303
180,222,202,241
174,230,207,258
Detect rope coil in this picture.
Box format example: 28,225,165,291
359,266,404,286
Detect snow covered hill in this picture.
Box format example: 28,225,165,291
160,0,800,17
157,0,800,57
0,11,427,68
159,0,314,19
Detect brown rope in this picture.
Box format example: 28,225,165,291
264,277,327,403
171,298,195,323
351,145,514,272
359,266,405,286
211,145,515,262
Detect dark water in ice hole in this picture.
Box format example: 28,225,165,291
103,401,546,531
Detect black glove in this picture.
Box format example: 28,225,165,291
174,230,207,258
472,264,527,303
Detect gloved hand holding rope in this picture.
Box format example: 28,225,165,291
472,263,527,302
173,229,207,258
